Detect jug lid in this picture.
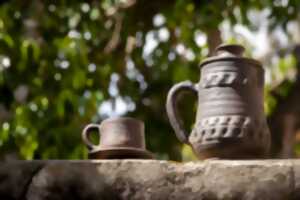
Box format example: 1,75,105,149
199,44,262,68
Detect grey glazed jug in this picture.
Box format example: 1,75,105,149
166,44,271,159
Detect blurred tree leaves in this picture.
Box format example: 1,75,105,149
0,0,299,160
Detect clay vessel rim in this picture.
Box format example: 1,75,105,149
101,117,143,125
199,57,262,69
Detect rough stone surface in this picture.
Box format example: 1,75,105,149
1,160,300,199
0,161,44,200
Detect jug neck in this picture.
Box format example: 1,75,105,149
199,44,262,68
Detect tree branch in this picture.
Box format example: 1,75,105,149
104,14,124,54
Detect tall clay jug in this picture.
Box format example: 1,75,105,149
166,44,271,159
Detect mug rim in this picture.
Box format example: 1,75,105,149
101,116,144,125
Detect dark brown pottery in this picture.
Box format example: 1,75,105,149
166,44,271,159
82,117,153,159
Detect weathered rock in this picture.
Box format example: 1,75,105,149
0,161,44,200
290,160,300,199
0,160,299,199
201,160,293,200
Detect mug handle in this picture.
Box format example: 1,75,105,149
166,81,198,144
82,124,101,150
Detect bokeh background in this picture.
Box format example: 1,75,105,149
0,0,300,160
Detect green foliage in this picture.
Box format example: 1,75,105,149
264,87,277,116
0,0,299,160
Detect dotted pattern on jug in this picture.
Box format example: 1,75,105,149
189,126,247,144
201,72,248,88
199,115,251,128
189,115,252,144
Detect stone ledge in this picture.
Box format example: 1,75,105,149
1,160,300,200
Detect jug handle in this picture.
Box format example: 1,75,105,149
82,124,101,150
166,81,198,144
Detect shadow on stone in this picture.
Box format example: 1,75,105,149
0,161,44,200
26,162,119,200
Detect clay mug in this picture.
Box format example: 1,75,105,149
82,117,153,159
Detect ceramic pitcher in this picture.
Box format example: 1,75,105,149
166,44,271,159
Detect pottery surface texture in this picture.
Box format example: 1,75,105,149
82,117,153,159
166,44,271,159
